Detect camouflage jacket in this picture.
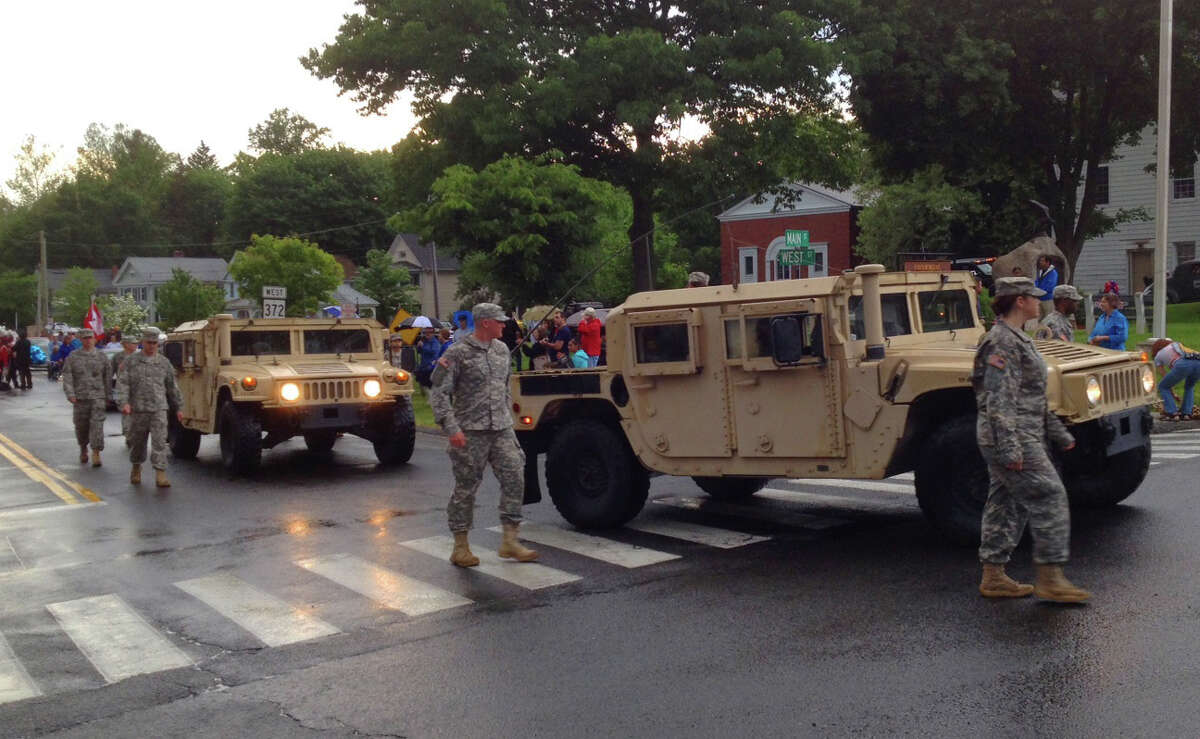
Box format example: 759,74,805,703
62,348,111,401
972,321,1073,467
116,352,182,412
110,350,135,379
429,334,512,435
1034,311,1075,342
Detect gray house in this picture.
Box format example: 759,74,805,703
111,256,236,323
386,233,461,321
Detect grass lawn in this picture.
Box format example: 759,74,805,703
410,386,437,430
1074,301,1200,351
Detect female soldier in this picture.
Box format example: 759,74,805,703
973,277,1090,603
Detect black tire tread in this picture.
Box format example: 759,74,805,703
914,414,989,546
219,402,262,474
545,418,647,529
374,398,416,465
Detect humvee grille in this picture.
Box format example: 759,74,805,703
1099,366,1143,404
301,379,363,401
1035,341,1107,361
293,364,354,375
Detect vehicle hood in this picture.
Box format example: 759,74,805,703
887,339,1142,372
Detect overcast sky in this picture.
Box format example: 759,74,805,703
0,0,417,191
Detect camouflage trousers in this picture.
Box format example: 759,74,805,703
127,411,168,471
447,428,525,533
72,399,106,451
978,442,1070,565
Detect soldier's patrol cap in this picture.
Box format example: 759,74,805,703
121,334,139,345
141,328,161,342
78,329,94,339
993,276,1045,298
1052,284,1082,301
473,302,506,323
388,333,405,342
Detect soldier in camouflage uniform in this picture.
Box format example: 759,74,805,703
61,329,111,467
117,329,183,488
974,277,1090,603
430,302,538,567
1034,284,1082,342
111,335,139,446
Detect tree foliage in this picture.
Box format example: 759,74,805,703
305,0,846,292
854,168,987,267
5,135,63,206
0,270,38,330
185,141,219,170
52,266,97,325
353,248,419,324
842,0,1200,270
154,268,228,329
162,167,233,250
247,108,330,156
229,235,343,317
98,293,149,335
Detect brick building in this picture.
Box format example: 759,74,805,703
717,183,862,284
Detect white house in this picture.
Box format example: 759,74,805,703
111,256,236,323
1074,128,1198,295
386,233,461,321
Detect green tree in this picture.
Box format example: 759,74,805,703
305,1,843,292
353,249,419,324
0,270,38,329
162,167,233,250
154,268,228,329
98,293,149,337
842,0,1200,271
247,108,330,156
185,141,219,170
229,235,343,317
5,135,63,205
396,155,629,309
52,266,97,325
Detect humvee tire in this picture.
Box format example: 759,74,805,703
915,414,988,546
219,402,262,474
693,476,769,501
304,431,338,454
168,416,202,460
374,399,416,465
546,418,649,529
1065,436,1151,508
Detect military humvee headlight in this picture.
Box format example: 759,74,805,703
1085,376,1102,407
1141,365,1155,394
394,370,410,384
280,382,301,402
382,367,397,381
241,376,258,390
363,379,382,398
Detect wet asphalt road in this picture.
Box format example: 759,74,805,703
1,378,1199,738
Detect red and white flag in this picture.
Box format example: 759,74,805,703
84,302,104,338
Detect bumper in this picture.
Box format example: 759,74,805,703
263,403,393,432
1099,407,1151,456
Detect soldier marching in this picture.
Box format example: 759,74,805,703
61,328,111,467
111,334,140,445
116,328,183,488
1034,284,1083,342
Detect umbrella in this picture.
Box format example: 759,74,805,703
322,306,343,318
399,315,442,329
565,308,609,328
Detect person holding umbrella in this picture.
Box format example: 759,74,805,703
412,317,442,387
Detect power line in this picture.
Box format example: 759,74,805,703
14,217,392,250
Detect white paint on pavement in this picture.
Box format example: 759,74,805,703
624,519,770,549
0,631,40,705
489,523,680,568
653,494,855,529
400,536,582,590
1150,452,1198,460
785,478,916,495
45,594,191,683
175,573,340,647
295,553,472,616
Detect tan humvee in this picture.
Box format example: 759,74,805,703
511,265,1156,543
164,314,416,473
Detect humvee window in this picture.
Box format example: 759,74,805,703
849,294,912,340
634,324,690,363
304,329,372,355
724,320,743,360
231,330,291,356
918,290,975,332
769,315,822,365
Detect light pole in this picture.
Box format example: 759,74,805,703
1152,0,1173,339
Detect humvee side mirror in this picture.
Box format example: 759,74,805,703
162,342,184,369
770,316,808,366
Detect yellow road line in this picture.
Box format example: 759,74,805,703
0,433,103,503
0,440,78,505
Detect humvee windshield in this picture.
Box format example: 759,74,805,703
232,330,291,356
303,329,372,355
918,289,975,332
849,294,912,340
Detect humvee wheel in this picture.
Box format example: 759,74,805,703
692,477,769,501
168,416,201,460
915,415,988,546
219,402,262,474
1065,437,1150,508
546,419,649,529
304,431,338,454
374,399,416,465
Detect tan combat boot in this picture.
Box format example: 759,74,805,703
130,463,141,484
450,532,480,568
979,563,1034,598
1034,564,1092,603
91,450,102,468
497,523,539,562
79,446,88,464
155,469,171,488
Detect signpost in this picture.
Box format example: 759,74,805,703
262,286,287,318
778,249,815,267
784,229,810,248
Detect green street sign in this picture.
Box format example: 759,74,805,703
778,248,815,267
784,229,810,248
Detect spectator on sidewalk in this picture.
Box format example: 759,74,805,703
568,337,590,368
1088,292,1128,352
1151,338,1200,421
577,307,603,367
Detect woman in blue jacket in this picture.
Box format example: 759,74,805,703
1088,293,1128,351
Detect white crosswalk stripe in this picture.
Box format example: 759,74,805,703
491,523,680,568
175,573,340,647
624,519,770,549
1151,452,1198,460
653,494,857,529
296,553,472,616
45,594,191,683
786,477,915,494
0,630,40,705
1150,441,1200,447
400,536,582,590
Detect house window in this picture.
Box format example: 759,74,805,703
1173,165,1195,200
129,286,147,302
738,247,758,283
1177,242,1196,266
1093,166,1109,205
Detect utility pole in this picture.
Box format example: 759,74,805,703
1152,0,1173,339
430,241,440,320
37,230,49,332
